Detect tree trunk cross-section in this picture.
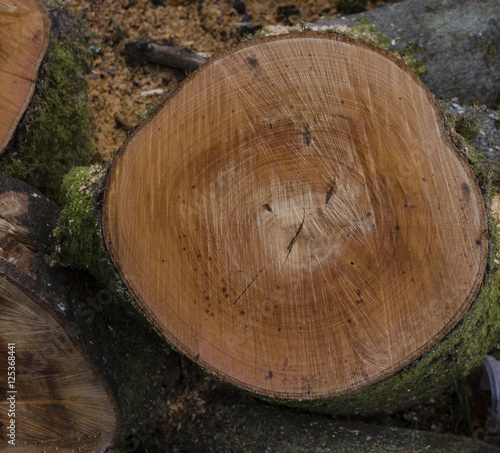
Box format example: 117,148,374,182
0,275,121,450
103,33,488,400
0,0,50,153
0,175,121,450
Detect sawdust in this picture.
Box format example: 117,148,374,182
62,0,390,160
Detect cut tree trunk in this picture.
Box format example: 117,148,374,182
0,0,50,153
0,174,121,450
101,32,500,414
0,0,93,204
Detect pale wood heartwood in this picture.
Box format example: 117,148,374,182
0,0,49,153
103,33,487,399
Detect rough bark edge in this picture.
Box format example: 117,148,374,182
0,0,93,205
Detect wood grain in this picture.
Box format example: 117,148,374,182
0,275,121,450
103,33,488,399
0,0,50,153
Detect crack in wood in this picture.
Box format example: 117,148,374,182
326,186,334,204
281,211,306,270
233,269,263,305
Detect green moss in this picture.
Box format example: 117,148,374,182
424,5,442,13
135,92,169,125
349,18,391,50
240,28,268,43
440,104,486,166
0,0,93,205
52,164,115,285
349,20,426,79
392,44,426,80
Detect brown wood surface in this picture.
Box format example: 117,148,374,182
0,275,121,451
0,0,50,153
103,33,488,399
0,176,121,450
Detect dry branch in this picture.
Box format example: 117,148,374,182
125,36,208,72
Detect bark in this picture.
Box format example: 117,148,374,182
132,374,500,452
314,0,500,107
125,37,208,72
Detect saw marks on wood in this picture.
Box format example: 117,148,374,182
0,275,121,450
0,0,50,152
103,33,487,399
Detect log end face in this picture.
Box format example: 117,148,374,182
0,0,50,154
103,33,489,402
0,274,122,449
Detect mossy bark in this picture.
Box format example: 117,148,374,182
0,0,93,205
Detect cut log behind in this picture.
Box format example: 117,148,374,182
0,0,50,153
0,0,93,204
0,174,121,450
102,33,497,412
148,378,500,452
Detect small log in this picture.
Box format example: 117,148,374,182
99,33,500,415
125,36,208,72
0,174,122,450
